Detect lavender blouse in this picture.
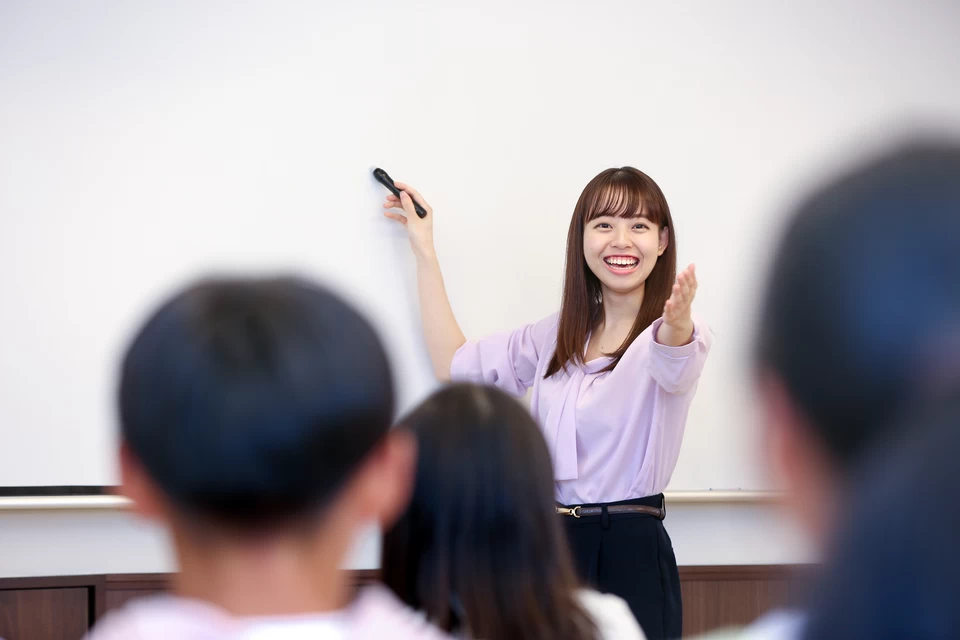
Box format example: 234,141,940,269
451,314,713,505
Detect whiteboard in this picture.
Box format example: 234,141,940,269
2,0,959,489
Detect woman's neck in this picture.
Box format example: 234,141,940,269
599,283,645,331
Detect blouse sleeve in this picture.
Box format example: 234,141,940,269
647,317,714,395
449,314,556,398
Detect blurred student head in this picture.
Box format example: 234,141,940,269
754,141,960,544
118,276,414,576
802,396,960,639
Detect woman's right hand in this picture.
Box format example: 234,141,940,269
383,182,435,260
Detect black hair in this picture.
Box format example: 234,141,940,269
119,276,395,528
381,384,598,640
754,141,960,467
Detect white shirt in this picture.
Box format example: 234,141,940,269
578,589,647,640
84,585,453,640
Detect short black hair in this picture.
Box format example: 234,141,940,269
755,141,960,467
119,276,395,528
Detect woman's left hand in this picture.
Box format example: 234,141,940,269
660,264,697,345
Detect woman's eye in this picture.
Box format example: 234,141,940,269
634,223,648,230
596,223,612,229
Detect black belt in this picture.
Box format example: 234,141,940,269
557,501,665,520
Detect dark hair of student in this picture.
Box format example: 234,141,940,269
119,276,395,529
381,384,598,640
754,142,960,467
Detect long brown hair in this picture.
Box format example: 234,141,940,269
545,167,677,378
381,384,599,640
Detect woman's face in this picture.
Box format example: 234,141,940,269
582,214,668,296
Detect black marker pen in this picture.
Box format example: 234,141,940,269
373,167,428,219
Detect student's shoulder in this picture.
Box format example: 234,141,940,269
576,589,647,640
351,585,453,639
84,595,231,639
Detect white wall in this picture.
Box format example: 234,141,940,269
3,0,960,491
0,503,813,579
0,0,958,573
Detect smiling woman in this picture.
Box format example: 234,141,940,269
552,167,682,375
382,167,713,639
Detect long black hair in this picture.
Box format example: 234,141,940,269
381,384,598,640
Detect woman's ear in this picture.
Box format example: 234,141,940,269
658,226,670,256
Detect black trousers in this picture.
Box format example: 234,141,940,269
560,495,682,640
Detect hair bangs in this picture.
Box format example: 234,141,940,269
583,170,666,227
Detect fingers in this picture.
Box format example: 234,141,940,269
664,285,680,319
681,263,698,289
675,265,698,303
394,181,432,214
399,191,418,218
669,277,694,311
664,263,700,324
383,193,401,207
393,181,421,200
383,211,408,225
663,298,676,322
677,273,689,295
677,274,692,301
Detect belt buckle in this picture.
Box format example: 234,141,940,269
557,505,581,518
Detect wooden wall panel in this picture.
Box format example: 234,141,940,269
0,588,89,640
678,566,810,636
102,574,173,615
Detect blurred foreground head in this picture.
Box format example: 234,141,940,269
803,397,960,639
754,141,960,542
118,276,413,538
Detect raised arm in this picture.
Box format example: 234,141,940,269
383,182,465,380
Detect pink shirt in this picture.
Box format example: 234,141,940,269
451,314,712,505
83,585,452,640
